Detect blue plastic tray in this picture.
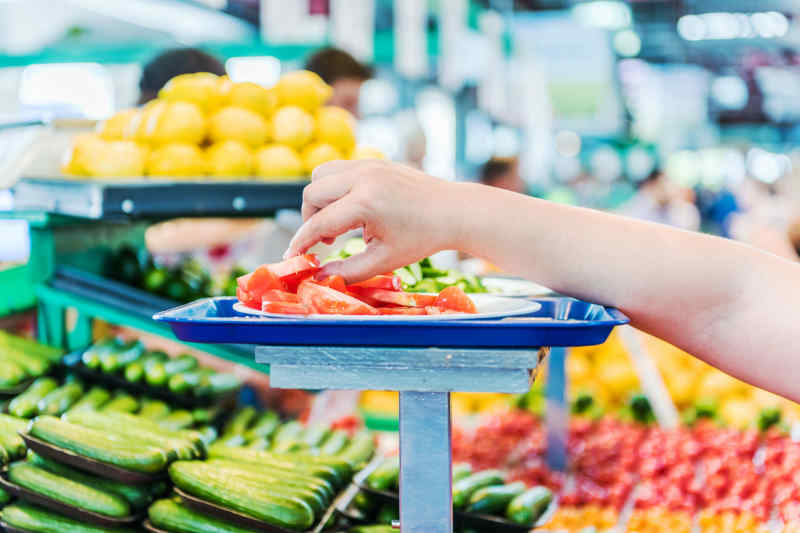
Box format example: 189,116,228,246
153,297,628,348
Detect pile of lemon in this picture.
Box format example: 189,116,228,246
63,70,384,179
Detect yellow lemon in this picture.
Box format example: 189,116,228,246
62,134,106,176
274,70,332,110
84,141,148,178
147,143,207,177
351,145,386,160
133,100,206,145
221,81,278,116
302,142,343,173
254,145,305,179
271,106,314,148
206,140,254,177
208,106,270,147
314,106,356,151
158,72,225,112
97,109,139,140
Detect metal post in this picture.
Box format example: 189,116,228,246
545,347,568,471
399,391,453,533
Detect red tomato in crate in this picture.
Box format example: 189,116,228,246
297,281,379,315
262,302,309,315
434,286,477,313
348,275,402,291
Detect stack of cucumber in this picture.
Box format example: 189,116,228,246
0,332,63,392
79,339,242,404
361,459,555,529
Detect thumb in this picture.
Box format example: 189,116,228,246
319,241,392,283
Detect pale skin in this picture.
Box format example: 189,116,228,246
286,160,800,403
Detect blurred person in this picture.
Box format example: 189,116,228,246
619,169,700,231
479,156,526,194
138,48,225,104
305,47,373,117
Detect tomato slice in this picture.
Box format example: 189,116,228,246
298,281,379,315
262,301,310,315
349,275,401,291
425,306,465,315
434,286,477,313
268,254,320,279
236,272,251,291
260,290,299,304
378,307,427,315
350,288,435,307
245,265,285,297
317,275,348,293
236,286,260,309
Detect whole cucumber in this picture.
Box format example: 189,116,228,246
149,498,262,533
195,373,242,397
8,377,58,418
223,407,258,436
81,338,119,370
146,355,197,387
205,458,334,499
466,481,526,515
302,424,331,448
3,347,50,376
158,410,195,431
207,445,342,487
244,411,280,442
100,340,145,374
506,486,552,526
247,437,270,450
0,413,28,459
36,382,84,416
68,386,111,412
0,486,9,505
367,457,400,492
139,399,171,420
452,470,505,509
453,463,472,482
2,502,139,533
102,391,139,413
168,368,213,395
0,359,26,388
336,430,375,468
8,461,130,517
123,361,145,383
319,430,349,455
270,421,304,450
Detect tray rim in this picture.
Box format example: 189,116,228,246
0,469,143,527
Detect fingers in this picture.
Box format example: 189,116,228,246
301,172,357,221
285,198,366,258
311,160,366,181
318,242,392,283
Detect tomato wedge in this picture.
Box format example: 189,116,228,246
262,301,310,315
350,288,436,308
236,287,260,309
434,286,477,313
260,290,299,304
349,275,401,291
268,254,320,279
244,265,285,297
317,275,348,293
297,281,379,315
378,307,427,315
425,306,465,315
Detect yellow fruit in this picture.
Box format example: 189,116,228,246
697,371,744,400
221,81,278,116
351,145,386,160
720,398,758,428
83,141,148,177
208,106,270,147
360,391,398,414
274,70,332,111
271,106,314,148
597,362,639,400
254,145,305,179
206,140,254,177
147,143,206,177
158,72,224,112
97,109,138,140
133,100,206,145
62,134,106,176
302,142,343,173
314,106,356,151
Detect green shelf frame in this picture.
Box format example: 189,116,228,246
36,283,265,373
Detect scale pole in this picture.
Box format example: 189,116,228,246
399,391,453,533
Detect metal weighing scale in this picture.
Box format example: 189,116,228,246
156,296,628,533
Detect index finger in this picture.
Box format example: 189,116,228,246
285,196,366,258
311,160,367,181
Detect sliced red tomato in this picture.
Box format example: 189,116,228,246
317,275,348,293
268,254,320,279
425,306,465,315
245,265,285,296
282,272,315,293
298,281,379,315
434,286,477,313
236,272,251,290
378,307,427,315
262,301,310,315
236,287,260,309
350,288,435,308
349,275,401,291
260,290,299,303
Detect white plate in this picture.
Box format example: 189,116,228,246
481,277,552,298
233,293,541,321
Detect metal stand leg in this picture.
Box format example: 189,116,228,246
399,391,453,533
545,347,568,471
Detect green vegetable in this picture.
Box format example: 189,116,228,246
207,445,344,487
0,486,9,505
247,437,270,450
8,377,58,418
270,421,304,451
466,481,526,515
102,391,139,413
139,399,171,420
452,470,504,509
223,407,258,436
168,369,213,395
143,267,170,294
572,391,595,414
2,502,138,533
149,498,262,533
302,424,331,448
146,355,197,387
158,410,195,431
0,359,26,388
394,267,418,286
453,463,472,482
81,339,119,370
758,407,782,432
68,386,111,412
169,460,315,530
629,393,655,424
8,461,130,517
347,527,396,533
0,413,28,459
367,457,399,491
123,361,144,383
318,430,348,455
192,407,220,425
37,382,84,416
0,332,63,363
506,486,553,526
336,430,375,468
100,340,145,374
196,372,242,397
243,411,280,442
3,347,51,377
376,504,399,524
30,416,168,473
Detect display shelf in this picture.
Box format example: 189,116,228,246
13,177,307,219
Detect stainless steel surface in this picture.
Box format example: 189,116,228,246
400,391,453,533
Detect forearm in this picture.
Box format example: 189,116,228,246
452,183,800,399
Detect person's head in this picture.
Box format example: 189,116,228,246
480,157,525,194
138,48,225,104
305,47,372,116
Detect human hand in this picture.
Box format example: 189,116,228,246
285,160,465,282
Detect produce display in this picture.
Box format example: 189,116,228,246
236,253,477,316
327,239,488,294
62,70,384,179
0,332,63,391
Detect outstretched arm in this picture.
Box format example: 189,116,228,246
287,160,800,402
